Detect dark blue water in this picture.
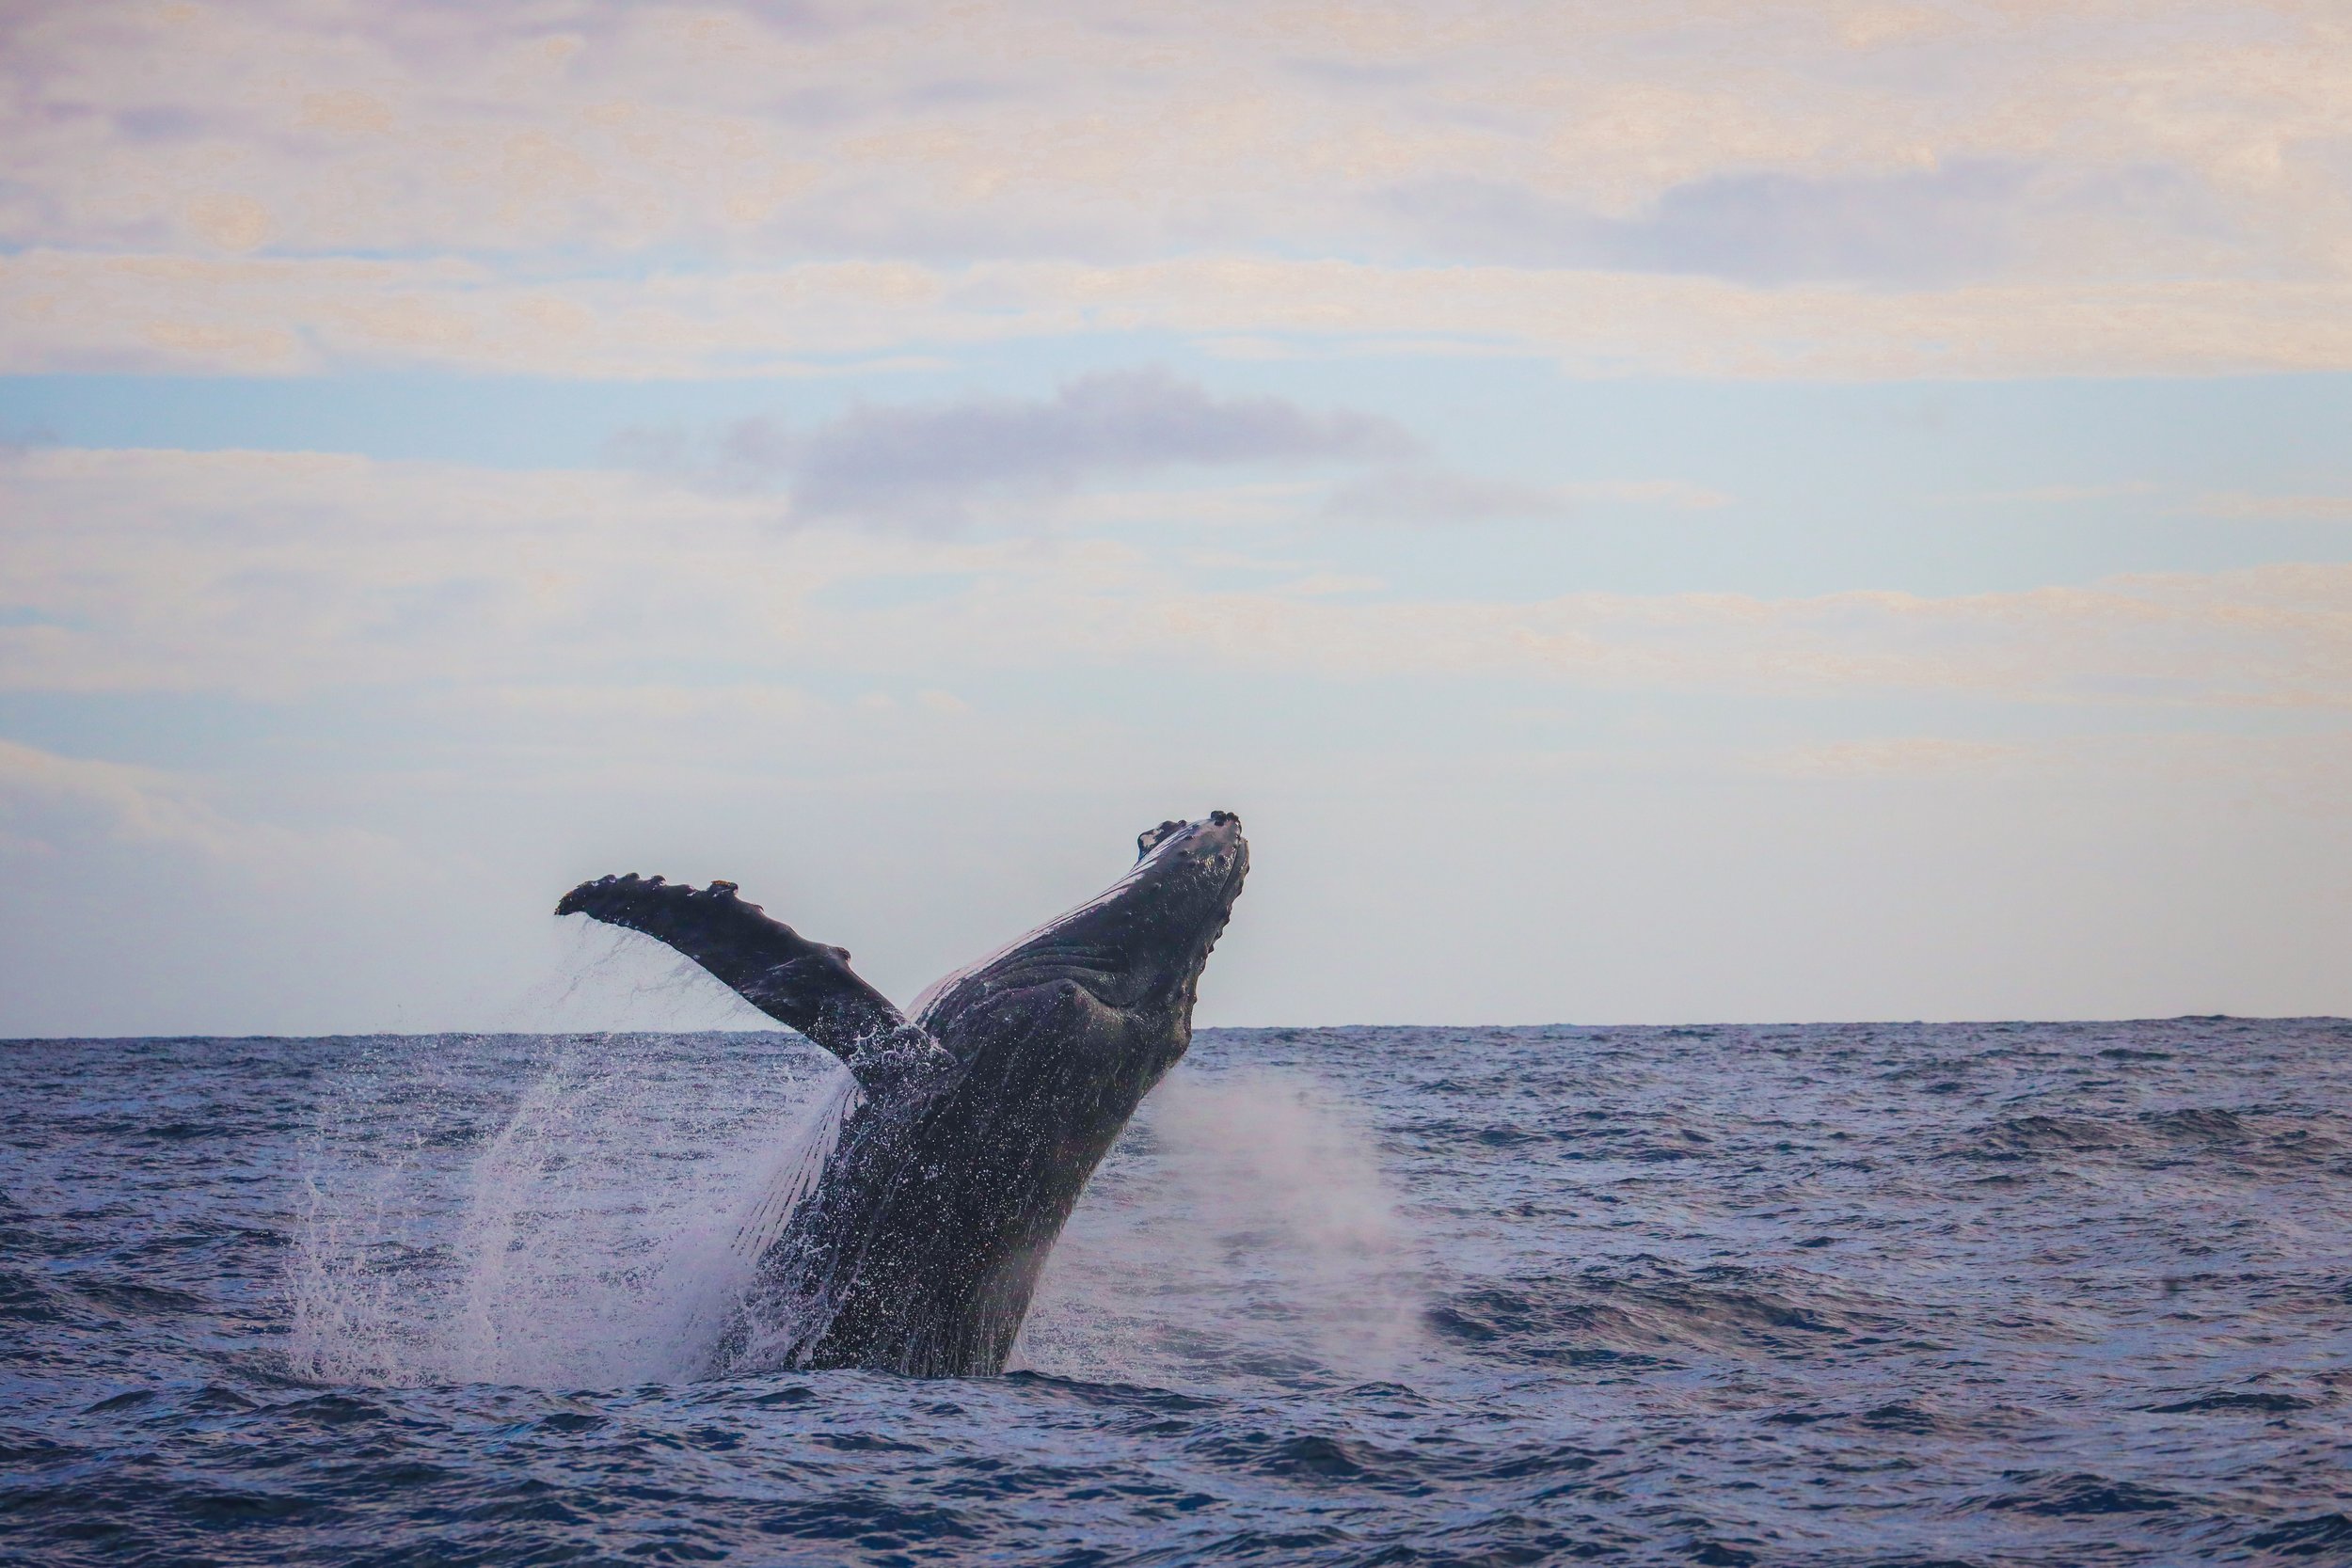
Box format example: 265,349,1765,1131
4,1021,2349,1566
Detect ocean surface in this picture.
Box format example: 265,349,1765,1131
3,1020,2349,1566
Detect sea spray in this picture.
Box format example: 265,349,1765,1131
707,1069,862,1376
1015,1066,1429,1386
512,924,768,1037
283,1033,834,1388
283,1124,441,1386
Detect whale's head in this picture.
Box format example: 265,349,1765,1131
912,811,1248,1050
1071,809,1249,1013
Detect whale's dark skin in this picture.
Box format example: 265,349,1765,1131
556,811,1248,1376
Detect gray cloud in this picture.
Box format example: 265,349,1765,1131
625,370,1414,530
1386,160,2221,287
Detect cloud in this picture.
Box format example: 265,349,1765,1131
1323,468,1576,525
0,4,2344,379
1322,467,1729,525
1756,729,2352,818
8,447,2352,711
1945,482,2161,505
627,370,1412,529
1088,565,2352,708
1762,737,2029,778
0,2,2335,271
2195,492,2352,520
0,737,409,881
0,738,232,858
0,446,808,695
16,250,2352,381
0,444,1163,697
1383,160,2226,286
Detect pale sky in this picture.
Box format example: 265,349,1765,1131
3,1,2349,1035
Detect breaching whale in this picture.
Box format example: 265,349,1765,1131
556,811,1248,1377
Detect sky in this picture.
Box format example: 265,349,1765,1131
2,0,2349,1035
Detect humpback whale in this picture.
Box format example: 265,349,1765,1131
556,811,1248,1377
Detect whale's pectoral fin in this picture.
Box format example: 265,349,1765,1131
556,873,952,1091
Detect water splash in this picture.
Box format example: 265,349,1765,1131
709,1070,863,1376
1016,1066,1429,1386
283,1035,838,1388
284,1043,1425,1392
506,924,771,1037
